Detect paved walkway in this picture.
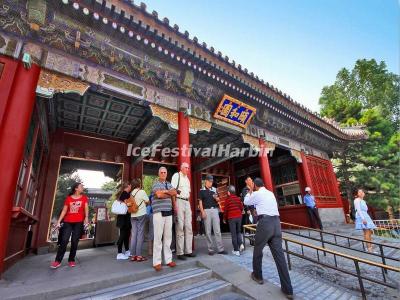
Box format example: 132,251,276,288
2,231,396,299
0,235,288,300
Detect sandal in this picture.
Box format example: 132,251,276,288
130,256,137,261
136,256,148,262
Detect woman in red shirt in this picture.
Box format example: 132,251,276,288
51,182,89,268
224,185,244,256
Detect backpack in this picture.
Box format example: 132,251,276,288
126,190,142,214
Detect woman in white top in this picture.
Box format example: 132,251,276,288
354,189,376,252
130,178,149,262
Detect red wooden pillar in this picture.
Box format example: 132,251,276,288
177,112,197,247
300,152,314,192
258,139,273,191
177,112,191,175
0,60,40,274
35,130,64,250
296,163,306,196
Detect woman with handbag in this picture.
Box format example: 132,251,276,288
50,182,89,268
129,179,149,262
114,182,132,260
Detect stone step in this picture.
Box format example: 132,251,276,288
145,278,233,300
69,268,213,300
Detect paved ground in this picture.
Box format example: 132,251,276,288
0,235,289,300
1,231,397,299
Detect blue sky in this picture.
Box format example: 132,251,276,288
143,0,399,112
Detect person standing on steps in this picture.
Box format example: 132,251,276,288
244,178,293,299
151,166,178,271
51,182,89,269
198,175,227,256
304,187,323,230
171,162,196,260
224,185,244,256
115,182,132,260
130,178,150,262
354,188,377,253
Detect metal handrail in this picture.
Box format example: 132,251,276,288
280,222,399,269
373,219,400,239
243,224,400,300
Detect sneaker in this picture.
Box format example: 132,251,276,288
218,250,228,255
232,250,240,256
185,253,196,258
177,255,187,260
208,251,215,256
239,244,245,252
50,261,61,269
167,261,176,268
68,261,76,267
125,250,131,257
116,253,129,260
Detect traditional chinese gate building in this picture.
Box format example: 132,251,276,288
0,0,365,275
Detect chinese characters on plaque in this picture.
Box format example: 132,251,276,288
213,94,256,128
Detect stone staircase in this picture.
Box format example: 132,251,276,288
61,267,250,300
280,230,399,299
224,250,361,300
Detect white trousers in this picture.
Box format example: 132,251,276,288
152,212,172,266
175,199,193,255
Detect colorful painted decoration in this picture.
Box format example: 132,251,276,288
213,94,257,128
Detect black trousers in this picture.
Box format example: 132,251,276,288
228,218,242,251
307,207,323,230
55,222,83,262
117,226,131,253
253,216,293,295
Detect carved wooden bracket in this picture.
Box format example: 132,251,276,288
150,104,211,134
242,134,277,156
290,149,303,163
241,134,260,152
36,69,90,98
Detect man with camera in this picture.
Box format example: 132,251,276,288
198,175,227,255
171,162,196,260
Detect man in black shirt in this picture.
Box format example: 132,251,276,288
198,175,227,255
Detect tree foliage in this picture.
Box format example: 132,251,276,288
319,59,399,210
101,180,119,192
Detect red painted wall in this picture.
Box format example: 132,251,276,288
0,56,18,127
0,56,41,275
279,205,312,228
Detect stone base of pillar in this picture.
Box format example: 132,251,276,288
318,207,346,228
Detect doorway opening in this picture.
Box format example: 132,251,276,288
47,157,123,248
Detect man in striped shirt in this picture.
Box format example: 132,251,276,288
151,166,177,271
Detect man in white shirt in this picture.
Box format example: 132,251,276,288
171,162,195,260
244,178,293,299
